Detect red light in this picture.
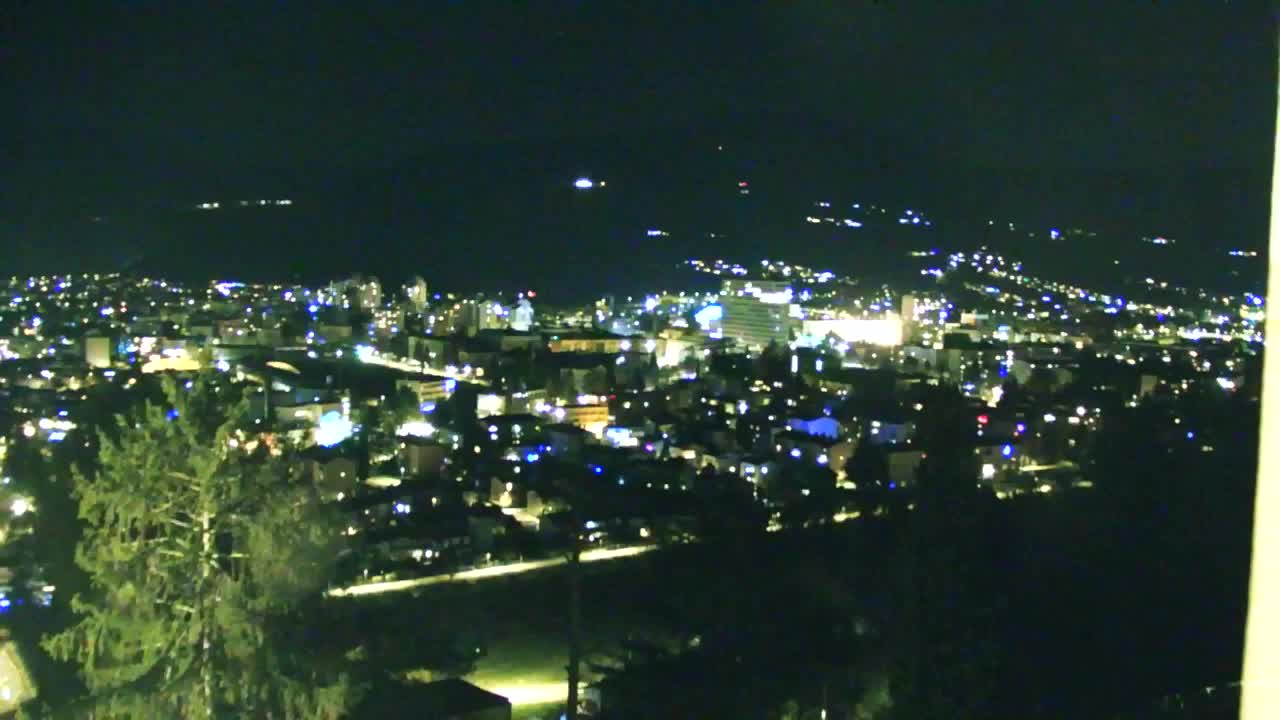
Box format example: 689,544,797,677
738,181,749,187
527,291,536,297
977,414,989,425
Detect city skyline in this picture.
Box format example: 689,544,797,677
0,4,1273,718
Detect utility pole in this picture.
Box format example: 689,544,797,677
566,502,583,720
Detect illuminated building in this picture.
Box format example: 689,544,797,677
399,437,450,478
559,403,610,437
353,276,382,311
546,330,629,354
84,335,111,368
443,298,509,337
800,317,904,347
398,377,460,404
901,294,918,341
0,639,37,714
405,276,429,312
510,297,535,332
719,294,793,352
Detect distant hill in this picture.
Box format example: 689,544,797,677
1,134,1267,301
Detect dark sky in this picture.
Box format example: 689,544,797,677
5,3,1274,191
0,2,1275,292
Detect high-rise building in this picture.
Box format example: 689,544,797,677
356,276,382,311
719,294,793,352
405,276,429,312
510,297,535,332
901,294,918,341
328,275,382,311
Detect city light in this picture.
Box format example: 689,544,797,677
327,545,656,597
0,14,1268,720
314,411,354,447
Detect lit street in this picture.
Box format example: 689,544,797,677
327,544,656,598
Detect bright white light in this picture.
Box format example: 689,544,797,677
693,304,722,329
314,411,354,447
10,499,30,517
327,544,655,598
1218,377,1237,391
573,178,594,189
398,421,435,438
790,448,802,459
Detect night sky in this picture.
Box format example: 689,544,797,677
2,2,1275,293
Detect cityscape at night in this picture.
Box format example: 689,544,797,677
0,3,1275,719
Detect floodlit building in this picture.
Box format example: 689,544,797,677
84,335,111,368
560,403,610,437
801,317,904,347
719,294,793,352
510,297,535,332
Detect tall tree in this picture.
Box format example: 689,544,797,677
42,373,358,718
887,386,1010,719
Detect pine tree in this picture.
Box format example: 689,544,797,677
42,372,359,718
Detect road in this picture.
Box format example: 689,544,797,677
356,348,490,386
326,544,656,598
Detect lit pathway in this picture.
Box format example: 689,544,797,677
326,544,656,598
356,350,489,386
